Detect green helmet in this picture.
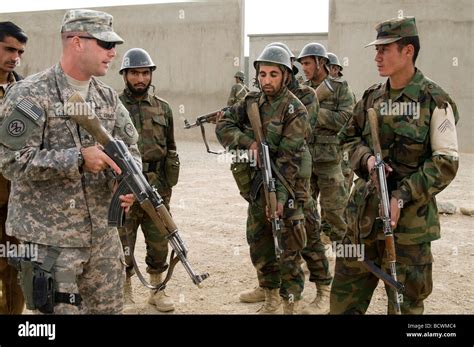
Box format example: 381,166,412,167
297,42,328,62
253,46,292,72
119,48,156,75
234,71,245,80
327,52,343,70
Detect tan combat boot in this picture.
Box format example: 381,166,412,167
239,286,265,303
257,288,282,314
302,283,331,314
148,273,175,312
283,299,301,315
122,276,137,314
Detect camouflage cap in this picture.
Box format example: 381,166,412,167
61,9,124,44
365,16,418,47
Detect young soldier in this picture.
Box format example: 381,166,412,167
330,17,459,314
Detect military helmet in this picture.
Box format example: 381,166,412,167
119,48,156,74
265,42,299,75
327,52,343,70
234,71,245,80
253,46,292,72
265,42,295,60
297,42,328,62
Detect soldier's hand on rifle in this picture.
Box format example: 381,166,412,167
119,193,135,214
367,155,393,184
390,197,401,229
265,202,284,220
214,110,225,124
249,141,260,166
82,145,122,174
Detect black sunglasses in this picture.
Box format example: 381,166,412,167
67,36,116,50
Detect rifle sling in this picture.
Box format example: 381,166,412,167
124,221,176,292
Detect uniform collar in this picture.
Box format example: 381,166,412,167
382,68,424,102
258,85,288,107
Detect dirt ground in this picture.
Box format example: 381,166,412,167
127,139,473,314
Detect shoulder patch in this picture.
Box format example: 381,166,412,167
0,98,43,150
16,98,44,124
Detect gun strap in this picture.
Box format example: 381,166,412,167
124,216,173,292
361,259,405,293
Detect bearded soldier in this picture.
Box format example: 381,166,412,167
118,48,179,312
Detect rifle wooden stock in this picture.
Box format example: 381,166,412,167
66,93,113,146
315,79,334,102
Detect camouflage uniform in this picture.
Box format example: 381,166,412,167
0,71,25,314
0,10,139,314
216,86,309,303
227,82,250,106
118,89,176,275
330,18,459,315
289,78,331,286
306,76,355,241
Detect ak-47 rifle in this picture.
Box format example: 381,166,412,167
67,93,209,291
183,107,229,154
366,108,403,315
246,99,283,260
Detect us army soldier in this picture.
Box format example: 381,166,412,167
0,9,139,314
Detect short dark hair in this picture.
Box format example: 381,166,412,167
396,36,420,64
0,21,28,44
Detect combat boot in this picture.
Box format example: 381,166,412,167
122,276,137,314
148,273,175,312
257,288,282,314
283,299,301,315
302,283,331,314
239,286,265,303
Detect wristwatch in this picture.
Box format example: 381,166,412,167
78,148,84,168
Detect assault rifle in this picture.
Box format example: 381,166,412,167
68,93,209,291
246,100,283,260
366,108,403,314
183,107,229,154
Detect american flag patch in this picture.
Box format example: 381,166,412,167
16,99,43,123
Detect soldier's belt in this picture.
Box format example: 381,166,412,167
314,135,340,144
142,161,162,173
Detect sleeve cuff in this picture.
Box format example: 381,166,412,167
391,186,412,207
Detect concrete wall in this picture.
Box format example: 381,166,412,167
329,0,474,152
248,33,328,88
0,0,244,142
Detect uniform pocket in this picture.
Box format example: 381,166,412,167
231,162,252,200
164,150,180,187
